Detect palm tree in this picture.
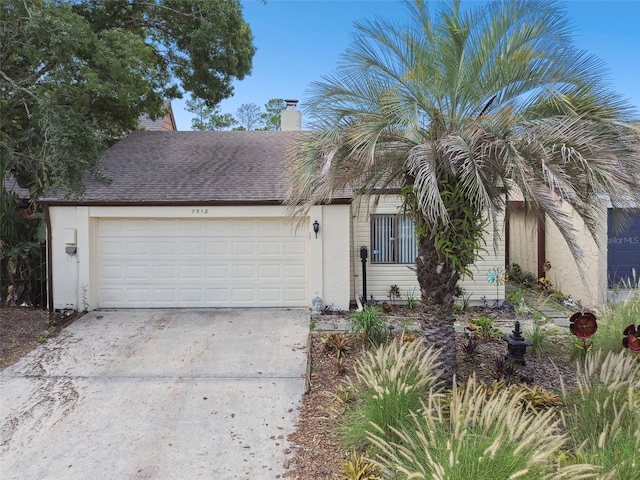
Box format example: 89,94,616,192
286,0,640,383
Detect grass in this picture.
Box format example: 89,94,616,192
561,350,640,479
369,376,594,479
524,321,553,357
591,295,640,353
341,338,442,451
348,306,389,346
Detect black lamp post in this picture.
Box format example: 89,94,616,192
503,321,532,365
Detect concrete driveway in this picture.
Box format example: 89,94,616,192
0,309,309,479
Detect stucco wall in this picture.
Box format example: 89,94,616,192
507,209,539,277
352,195,506,305
545,200,607,307
47,204,351,311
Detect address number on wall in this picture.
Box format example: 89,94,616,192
191,208,210,215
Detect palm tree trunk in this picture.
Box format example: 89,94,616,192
416,233,460,387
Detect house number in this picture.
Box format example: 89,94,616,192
191,208,209,215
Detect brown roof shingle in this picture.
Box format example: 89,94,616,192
43,131,318,204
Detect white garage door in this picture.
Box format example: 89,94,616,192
97,218,308,308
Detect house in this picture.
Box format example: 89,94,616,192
508,196,640,308
40,102,506,312
138,100,178,131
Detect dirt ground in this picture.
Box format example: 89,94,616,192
0,307,56,371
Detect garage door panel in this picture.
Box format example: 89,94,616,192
259,265,281,279
259,242,281,255
151,242,176,255
285,242,306,255
285,265,307,278
285,288,307,301
232,242,254,255
126,265,149,279
153,289,176,302
206,266,228,279
152,265,176,279
205,241,229,255
98,218,308,307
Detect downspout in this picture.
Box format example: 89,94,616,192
42,202,54,312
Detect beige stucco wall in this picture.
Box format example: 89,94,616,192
47,204,351,311
544,200,607,307
352,195,506,305
507,209,539,276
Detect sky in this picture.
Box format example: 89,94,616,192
172,0,640,131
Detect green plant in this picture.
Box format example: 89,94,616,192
515,384,563,411
561,350,640,479
341,339,443,450
334,357,347,375
369,375,594,480
387,284,401,302
341,450,380,480
591,297,640,354
348,306,388,346
509,263,524,282
309,321,316,330
468,315,501,339
333,384,357,407
524,322,551,357
81,284,89,312
506,287,524,305
36,336,46,344
404,288,418,310
454,287,471,313
488,354,520,384
460,338,478,362
323,332,350,358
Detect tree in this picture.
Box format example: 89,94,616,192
1,0,255,199
286,0,640,383
235,103,263,130
186,96,237,131
261,98,286,131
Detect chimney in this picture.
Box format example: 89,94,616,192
281,99,301,131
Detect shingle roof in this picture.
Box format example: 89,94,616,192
42,131,331,204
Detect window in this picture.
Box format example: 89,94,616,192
370,214,418,264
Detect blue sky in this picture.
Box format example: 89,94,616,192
172,0,640,130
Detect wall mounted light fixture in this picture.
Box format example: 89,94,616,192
313,220,320,238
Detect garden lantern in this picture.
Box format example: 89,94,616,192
503,321,532,366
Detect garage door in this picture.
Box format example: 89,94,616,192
97,218,308,307
608,209,640,288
